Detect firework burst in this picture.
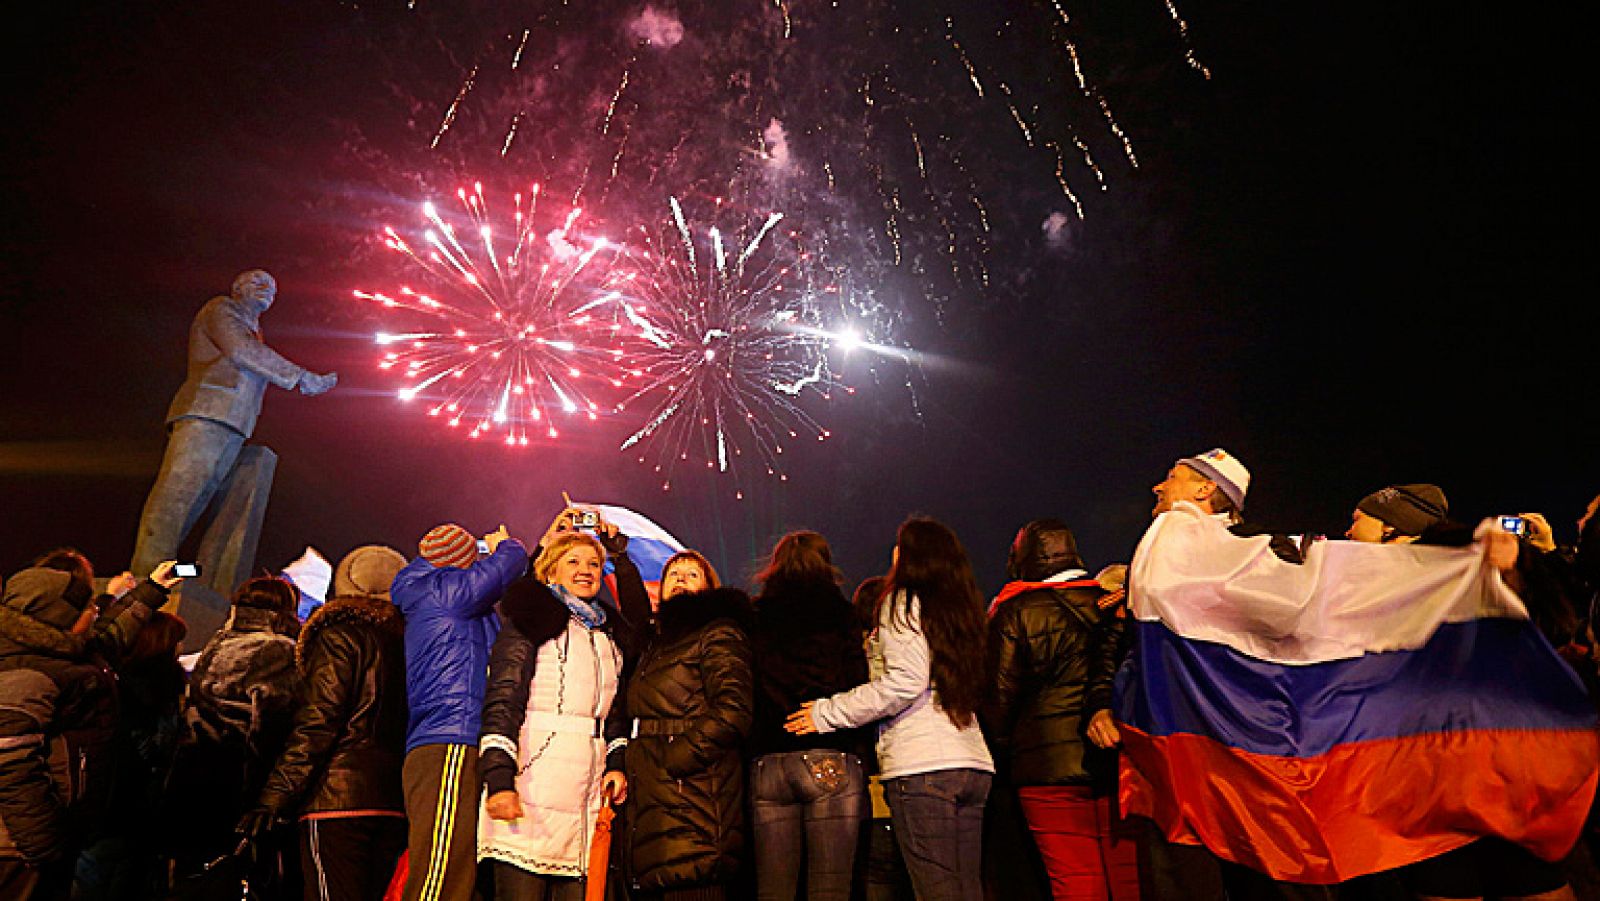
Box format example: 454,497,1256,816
611,197,858,495
355,181,626,446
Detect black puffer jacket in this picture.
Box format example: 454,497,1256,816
624,587,754,892
256,596,408,817
983,580,1123,789
0,569,166,863
749,576,869,758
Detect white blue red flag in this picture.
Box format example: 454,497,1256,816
581,503,686,599
1115,502,1598,883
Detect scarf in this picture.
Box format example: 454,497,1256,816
550,583,606,630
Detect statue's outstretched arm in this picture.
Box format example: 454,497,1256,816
207,304,305,390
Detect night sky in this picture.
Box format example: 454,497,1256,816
2,0,1591,597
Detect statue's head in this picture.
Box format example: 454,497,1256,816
231,269,277,312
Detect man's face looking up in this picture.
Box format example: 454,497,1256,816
1152,464,1215,518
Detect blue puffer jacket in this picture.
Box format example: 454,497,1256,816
392,540,528,752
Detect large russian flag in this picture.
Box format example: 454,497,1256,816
1115,503,1599,884
581,502,686,600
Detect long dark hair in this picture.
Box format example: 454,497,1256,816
880,517,986,728
755,531,842,587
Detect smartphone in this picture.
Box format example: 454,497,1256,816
1499,516,1528,536
476,539,491,554
173,563,201,578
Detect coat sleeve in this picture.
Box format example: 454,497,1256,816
661,622,753,779
207,303,306,389
982,600,1026,750
256,626,359,814
608,552,653,659
0,669,69,864
435,541,529,619
478,621,538,796
1083,602,1126,716
87,579,167,665
812,598,930,732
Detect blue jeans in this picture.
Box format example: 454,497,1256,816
882,769,991,901
751,750,867,901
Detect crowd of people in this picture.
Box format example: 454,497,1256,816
2,448,1598,901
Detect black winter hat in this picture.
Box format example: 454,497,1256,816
1357,484,1449,537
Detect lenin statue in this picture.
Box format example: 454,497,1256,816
131,270,337,576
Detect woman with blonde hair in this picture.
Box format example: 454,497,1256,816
478,511,651,900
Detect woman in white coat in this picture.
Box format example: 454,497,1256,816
477,519,651,899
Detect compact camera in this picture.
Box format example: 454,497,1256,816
476,539,491,554
1498,516,1528,536
173,563,201,578
570,509,600,529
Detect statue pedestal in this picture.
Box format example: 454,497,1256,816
166,582,230,654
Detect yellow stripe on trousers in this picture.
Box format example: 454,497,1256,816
419,745,465,901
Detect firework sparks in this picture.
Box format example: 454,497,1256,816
356,182,625,446
611,199,853,492
430,64,478,149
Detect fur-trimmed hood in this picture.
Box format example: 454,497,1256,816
498,575,620,648
295,595,404,669
656,586,753,644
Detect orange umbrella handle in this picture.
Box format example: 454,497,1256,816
585,796,615,901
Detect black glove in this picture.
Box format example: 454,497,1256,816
235,807,283,843
597,529,629,557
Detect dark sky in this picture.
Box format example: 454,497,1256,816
2,1,1592,596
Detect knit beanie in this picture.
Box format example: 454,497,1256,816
332,545,408,601
1178,448,1251,511
420,523,479,569
1357,484,1449,537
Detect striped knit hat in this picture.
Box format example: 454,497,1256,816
420,523,478,569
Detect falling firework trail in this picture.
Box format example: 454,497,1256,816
772,0,792,38
1162,0,1212,79
1044,17,1140,168
501,112,522,156
945,19,985,97
511,28,530,68
998,83,1034,147
431,64,479,149
601,60,632,136
1049,146,1085,219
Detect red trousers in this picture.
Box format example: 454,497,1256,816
1017,785,1141,901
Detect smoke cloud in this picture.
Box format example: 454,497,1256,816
628,6,685,48
763,118,791,169
1041,211,1075,253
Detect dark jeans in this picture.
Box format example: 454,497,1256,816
752,750,867,901
882,769,991,901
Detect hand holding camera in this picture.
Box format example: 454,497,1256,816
482,523,511,555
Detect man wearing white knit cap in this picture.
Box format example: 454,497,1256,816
1089,448,1338,901
1151,447,1251,524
